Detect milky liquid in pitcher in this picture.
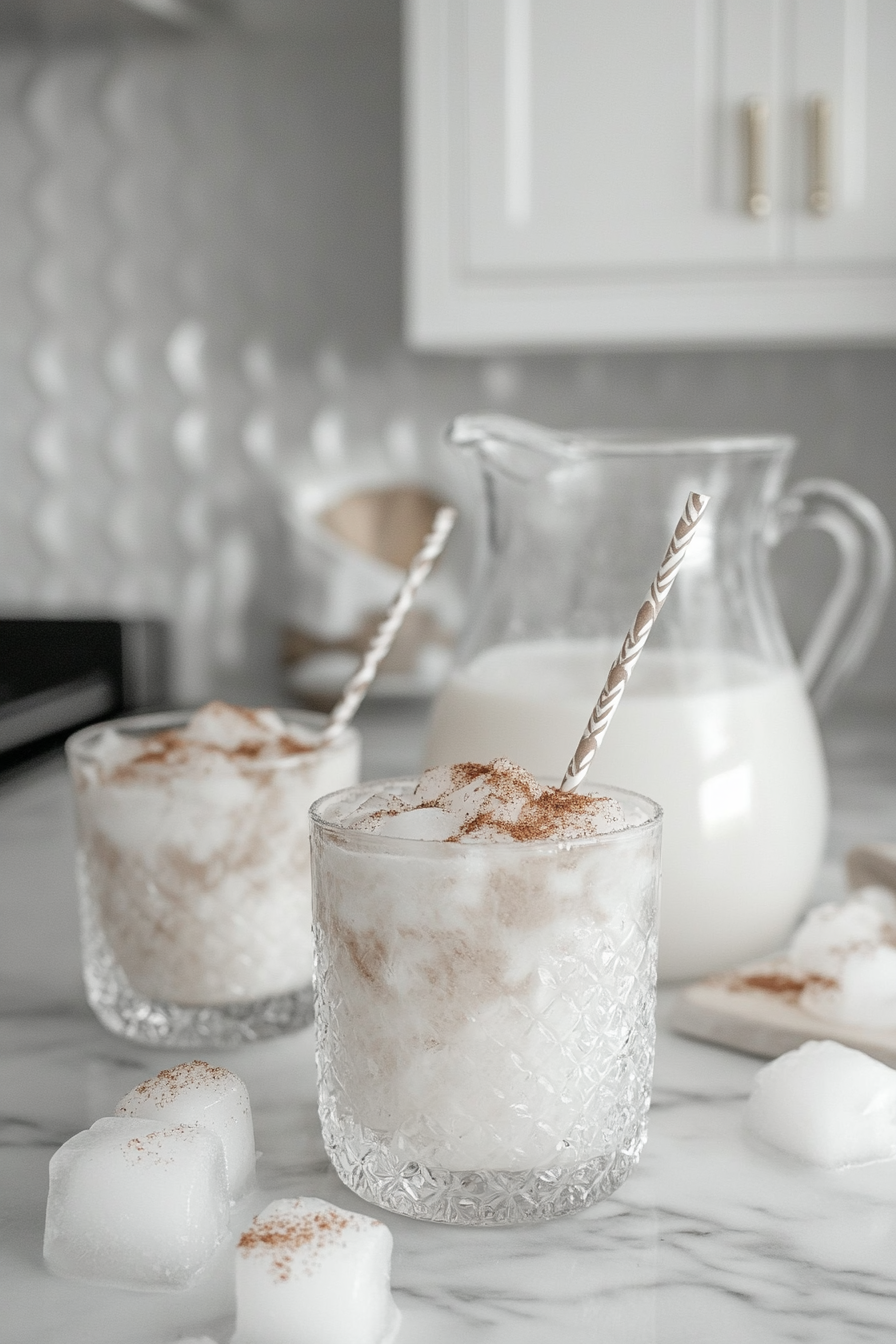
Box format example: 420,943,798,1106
425,640,829,980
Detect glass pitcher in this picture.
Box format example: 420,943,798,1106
424,415,894,981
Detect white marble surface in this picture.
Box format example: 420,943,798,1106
2,703,896,1344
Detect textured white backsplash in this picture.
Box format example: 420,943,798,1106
0,22,893,709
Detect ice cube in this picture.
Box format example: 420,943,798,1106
436,759,529,826
116,1060,256,1200
345,791,407,832
789,889,896,979
800,944,896,1029
788,886,896,1028
410,764,459,805
44,1117,229,1290
89,725,145,771
375,807,458,842
232,1197,401,1344
746,1039,896,1168
858,884,896,919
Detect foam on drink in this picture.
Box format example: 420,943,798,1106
70,701,359,1006
116,1060,256,1200
44,1116,229,1290
746,1040,896,1168
232,1198,400,1344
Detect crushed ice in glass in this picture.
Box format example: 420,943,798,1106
345,758,627,843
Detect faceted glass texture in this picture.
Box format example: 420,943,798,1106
68,709,359,1048
311,779,661,1225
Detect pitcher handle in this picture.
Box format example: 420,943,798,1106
774,478,894,713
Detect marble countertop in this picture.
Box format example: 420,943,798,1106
2,702,896,1344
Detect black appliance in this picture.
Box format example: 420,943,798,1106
0,618,168,769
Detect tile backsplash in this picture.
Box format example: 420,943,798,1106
0,18,893,710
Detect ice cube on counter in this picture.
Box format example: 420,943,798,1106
746,1040,896,1168
116,1060,256,1200
788,886,896,1028
232,1198,400,1344
44,1117,229,1289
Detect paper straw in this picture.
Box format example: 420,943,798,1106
316,504,458,746
559,492,711,792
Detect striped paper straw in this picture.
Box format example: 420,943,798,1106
560,491,710,792
316,504,458,746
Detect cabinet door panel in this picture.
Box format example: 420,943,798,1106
791,0,896,263
465,0,781,272
717,0,783,222
405,0,896,345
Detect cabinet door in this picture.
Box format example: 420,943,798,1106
465,0,782,272
404,0,896,345
791,0,896,263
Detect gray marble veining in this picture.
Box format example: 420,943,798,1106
1,704,895,1344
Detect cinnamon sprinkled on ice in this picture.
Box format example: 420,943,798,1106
232,1198,400,1344
237,1204,352,1281
91,702,318,783
347,758,627,843
722,885,896,1029
132,1059,231,1098
116,1060,256,1200
43,1116,229,1290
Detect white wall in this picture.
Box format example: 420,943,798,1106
0,9,892,708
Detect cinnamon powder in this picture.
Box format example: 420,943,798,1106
237,1208,356,1281
131,1060,231,1102
724,970,838,1003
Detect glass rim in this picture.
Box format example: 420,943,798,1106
562,430,795,459
310,775,662,852
450,415,795,461
65,706,360,772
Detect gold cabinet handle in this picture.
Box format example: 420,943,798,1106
744,97,771,218
808,95,833,215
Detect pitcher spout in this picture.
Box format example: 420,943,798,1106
447,413,589,481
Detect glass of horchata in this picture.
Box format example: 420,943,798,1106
67,701,360,1048
310,757,662,1226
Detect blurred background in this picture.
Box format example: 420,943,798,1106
0,0,892,725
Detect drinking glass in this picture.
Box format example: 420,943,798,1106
311,779,662,1225
68,709,360,1048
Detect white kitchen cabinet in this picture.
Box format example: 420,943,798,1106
404,0,896,347
790,0,896,265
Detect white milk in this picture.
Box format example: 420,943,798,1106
425,640,829,981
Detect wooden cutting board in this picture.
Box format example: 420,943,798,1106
671,962,896,1067
671,843,896,1065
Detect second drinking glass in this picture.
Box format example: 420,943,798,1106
68,706,360,1048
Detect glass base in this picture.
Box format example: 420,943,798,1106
80,885,314,1048
319,1106,644,1226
